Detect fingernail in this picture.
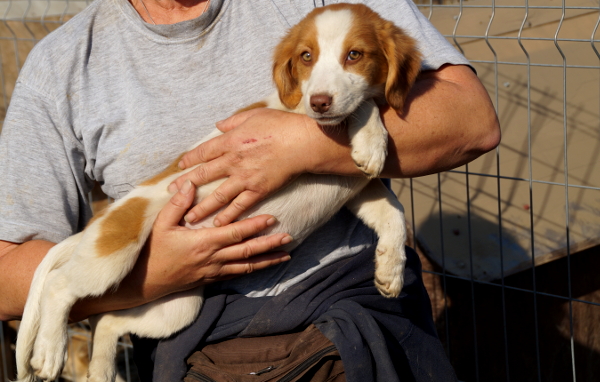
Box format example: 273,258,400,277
216,120,224,128
281,235,293,245
281,255,291,262
184,212,196,223
180,180,193,194
178,160,186,170
213,218,221,227
168,182,178,193
266,217,277,226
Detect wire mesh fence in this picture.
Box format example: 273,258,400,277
394,0,600,381
1,0,599,381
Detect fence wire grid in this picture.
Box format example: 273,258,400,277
1,0,600,381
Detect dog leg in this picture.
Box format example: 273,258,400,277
29,269,77,381
346,180,406,297
29,237,149,380
125,286,204,338
86,287,204,382
28,175,181,380
15,233,83,382
347,98,388,179
87,315,120,382
26,152,215,381
29,241,145,381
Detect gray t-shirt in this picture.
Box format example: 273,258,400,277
0,0,469,296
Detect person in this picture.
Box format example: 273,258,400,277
0,0,500,380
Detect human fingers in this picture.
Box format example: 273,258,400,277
169,153,231,195
177,132,227,171
215,107,265,133
217,251,291,278
155,180,196,229
172,108,267,190
206,214,283,247
217,231,293,264
184,179,265,226
211,191,264,226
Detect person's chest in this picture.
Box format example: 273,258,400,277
74,2,293,199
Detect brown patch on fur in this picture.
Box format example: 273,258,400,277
86,207,107,228
235,101,268,114
95,197,150,257
140,153,186,187
343,4,421,113
272,10,320,109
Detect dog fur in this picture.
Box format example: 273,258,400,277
15,4,421,381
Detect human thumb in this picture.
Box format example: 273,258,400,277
155,180,196,228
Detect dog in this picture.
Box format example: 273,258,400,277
15,4,421,381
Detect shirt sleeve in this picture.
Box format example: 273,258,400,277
0,81,93,244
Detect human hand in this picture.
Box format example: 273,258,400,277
132,179,292,302
170,108,325,227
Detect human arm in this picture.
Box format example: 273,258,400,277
0,181,291,322
172,64,500,226
0,240,54,321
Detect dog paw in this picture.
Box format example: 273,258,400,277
375,274,403,298
352,145,387,179
87,351,118,382
87,368,116,382
30,331,67,381
373,245,405,298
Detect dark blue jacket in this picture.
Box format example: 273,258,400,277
132,245,457,382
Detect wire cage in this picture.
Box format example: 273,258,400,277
394,0,600,381
1,0,600,381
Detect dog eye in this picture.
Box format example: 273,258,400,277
301,52,312,62
347,51,362,61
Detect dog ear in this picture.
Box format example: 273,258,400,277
273,31,303,109
380,23,422,114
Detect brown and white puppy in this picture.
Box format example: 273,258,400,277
15,4,421,382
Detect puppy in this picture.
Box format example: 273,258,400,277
15,4,421,382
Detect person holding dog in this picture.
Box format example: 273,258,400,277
0,0,500,380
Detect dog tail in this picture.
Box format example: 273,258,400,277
14,232,83,382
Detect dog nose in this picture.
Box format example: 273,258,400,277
310,94,332,113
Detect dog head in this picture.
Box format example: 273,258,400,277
273,3,422,125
